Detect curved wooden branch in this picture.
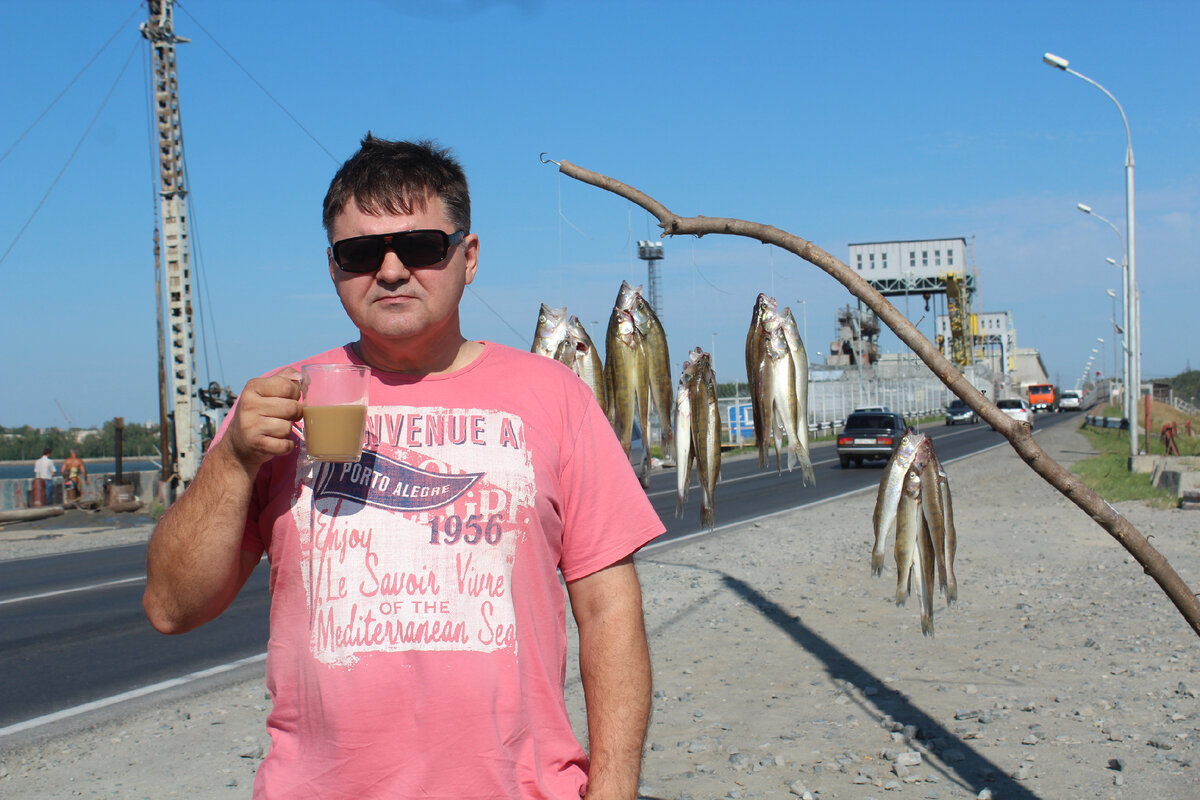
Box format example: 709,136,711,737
555,158,1200,638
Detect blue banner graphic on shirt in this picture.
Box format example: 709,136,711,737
313,449,482,512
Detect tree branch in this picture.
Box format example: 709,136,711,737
554,157,1200,639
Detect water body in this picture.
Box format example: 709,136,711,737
0,460,161,481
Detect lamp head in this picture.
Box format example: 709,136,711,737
1106,257,1117,265
1106,289,1116,297
1043,52,1070,70
1077,203,1093,214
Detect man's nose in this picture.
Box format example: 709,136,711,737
376,249,412,283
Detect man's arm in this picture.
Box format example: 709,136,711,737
566,556,652,800
143,370,302,635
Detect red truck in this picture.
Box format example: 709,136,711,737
1027,384,1057,413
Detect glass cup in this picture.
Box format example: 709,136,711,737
301,364,370,462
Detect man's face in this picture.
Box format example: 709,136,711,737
328,196,478,361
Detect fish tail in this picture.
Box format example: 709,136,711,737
895,568,910,605
701,503,714,531
797,452,815,486
871,549,885,576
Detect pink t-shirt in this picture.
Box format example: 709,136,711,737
238,342,664,799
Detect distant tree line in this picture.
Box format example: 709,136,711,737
0,420,162,461
1161,370,1200,407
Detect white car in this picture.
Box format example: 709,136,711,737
1058,390,1083,412
996,398,1034,428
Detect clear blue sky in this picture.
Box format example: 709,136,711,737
2,0,1196,428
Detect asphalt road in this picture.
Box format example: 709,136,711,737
0,412,1074,734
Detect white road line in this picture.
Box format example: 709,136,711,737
642,438,1010,553
0,575,145,607
0,652,268,739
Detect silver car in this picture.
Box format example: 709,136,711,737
996,398,1034,428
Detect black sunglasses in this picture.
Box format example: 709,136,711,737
331,229,465,273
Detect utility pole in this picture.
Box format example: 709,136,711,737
142,0,201,485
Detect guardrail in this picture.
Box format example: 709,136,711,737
1084,414,1129,430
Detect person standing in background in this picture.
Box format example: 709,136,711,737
62,450,88,501
32,448,56,506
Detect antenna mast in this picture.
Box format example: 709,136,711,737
142,0,201,484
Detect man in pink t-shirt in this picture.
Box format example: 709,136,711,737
143,136,663,799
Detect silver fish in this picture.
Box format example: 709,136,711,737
604,307,649,462
674,356,698,516
895,440,931,605
745,294,776,468
871,430,925,575
937,461,959,604
780,307,814,485
690,350,722,530
565,316,606,415
919,447,949,599
531,304,569,360
756,317,802,474
623,285,674,458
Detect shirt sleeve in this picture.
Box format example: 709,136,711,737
556,385,665,582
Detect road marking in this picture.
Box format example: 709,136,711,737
647,424,998,499
0,575,145,607
0,652,268,739
643,438,1010,553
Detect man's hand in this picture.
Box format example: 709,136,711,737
223,368,304,469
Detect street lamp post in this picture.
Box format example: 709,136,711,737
1046,52,1139,460
1105,288,1120,400
1078,205,1132,432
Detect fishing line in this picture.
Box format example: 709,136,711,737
0,40,140,269
689,240,735,296
0,4,140,166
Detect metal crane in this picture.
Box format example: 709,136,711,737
142,0,202,485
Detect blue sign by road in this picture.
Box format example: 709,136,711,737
727,403,754,438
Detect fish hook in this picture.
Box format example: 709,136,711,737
539,152,560,166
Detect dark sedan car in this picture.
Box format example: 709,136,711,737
945,398,978,425
836,411,908,468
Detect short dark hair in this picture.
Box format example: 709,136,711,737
322,134,470,237
42,447,51,455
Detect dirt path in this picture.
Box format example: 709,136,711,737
3,421,1197,798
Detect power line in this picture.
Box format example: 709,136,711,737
0,41,141,269
175,2,340,164
0,4,141,166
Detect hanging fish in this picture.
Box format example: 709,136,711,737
780,306,815,485
871,430,925,575
531,304,570,362
756,314,803,474
629,293,674,459
745,294,776,468
674,356,698,516
565,316,606,415
874,434,957,636
604,307,649,464
614,281,674,459
690,349,722,530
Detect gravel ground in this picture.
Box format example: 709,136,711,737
2,420,1198,799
